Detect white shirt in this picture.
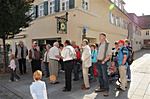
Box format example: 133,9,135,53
81,45,92,68
48,46,60,60
61,45,76,62
8,59,16,71
30,80,48,99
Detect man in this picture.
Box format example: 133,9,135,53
81,39,91,90
72,41,81,81
48,42,60,84
124,39,133,82
117,40,128,91
15,41,28,75
61,40,76,92
29,41,41,73
95,33,111,97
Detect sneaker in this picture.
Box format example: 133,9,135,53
95,88,105,92
117,87,125,91
60,70,65,73
15,79,19,81
127,79,131,82
103,91,109,97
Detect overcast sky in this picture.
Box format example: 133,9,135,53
124,0,150,16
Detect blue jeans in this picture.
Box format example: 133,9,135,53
97,61,109,91
126,65,131,79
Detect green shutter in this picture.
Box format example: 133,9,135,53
55,0,60,12
44,1,48,16
69,0,75,9
34,5,38,18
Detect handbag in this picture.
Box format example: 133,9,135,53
93,64,98,77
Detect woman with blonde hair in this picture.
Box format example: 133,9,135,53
30,70,48,99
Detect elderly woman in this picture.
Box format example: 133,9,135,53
30,70,48,99
43,44,51,78
81,39,92,90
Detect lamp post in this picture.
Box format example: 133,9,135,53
82,26,87,40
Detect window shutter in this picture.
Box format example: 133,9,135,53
69,0,75,9
44,1,48,16
34,5,38,18
55,0,60,12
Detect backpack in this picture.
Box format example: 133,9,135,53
121,47,134,65
126,47,134,65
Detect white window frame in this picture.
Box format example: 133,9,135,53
38,3,44,17
82,0,89,10
60,0,69,11
116,16,120,27
109,12,115,25
48,0,55,14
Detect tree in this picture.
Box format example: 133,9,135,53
0,0,33,72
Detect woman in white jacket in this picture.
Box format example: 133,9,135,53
81,39,92,90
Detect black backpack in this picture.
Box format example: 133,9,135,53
121,47,134,65
127,47,134,65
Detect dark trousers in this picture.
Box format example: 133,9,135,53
18,58,26,74
89,63,96,79
59,59,64,70
10,69,20,81
127,65,131,79
44,62,50,77
31,59,41,73
73,60,80,80
64,60,74,91
97,61,109,91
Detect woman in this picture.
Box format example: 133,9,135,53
43,44,51,78
30,70,48,99
81,39,92,90
90,44,98,81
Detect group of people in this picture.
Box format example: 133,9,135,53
8,32,134,99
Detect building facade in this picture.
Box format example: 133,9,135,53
7,0,130,50
138,15,150,48
127,13,142,51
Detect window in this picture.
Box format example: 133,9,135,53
146,31,149,35
49,0,55,14
82,0,89,10
115,0,119,7
119,18,123,28
60,0,69,11
109,12,116,25
116,16,120,27
123,20,128,29
38,3,44,17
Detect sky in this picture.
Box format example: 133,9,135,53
124,0,150,16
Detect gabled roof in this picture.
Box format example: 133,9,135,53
138,15,150,29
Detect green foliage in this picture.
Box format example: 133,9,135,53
0,0,33,38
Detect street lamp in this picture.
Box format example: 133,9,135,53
82,26,87,40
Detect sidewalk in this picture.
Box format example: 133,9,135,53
0,49,150,99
